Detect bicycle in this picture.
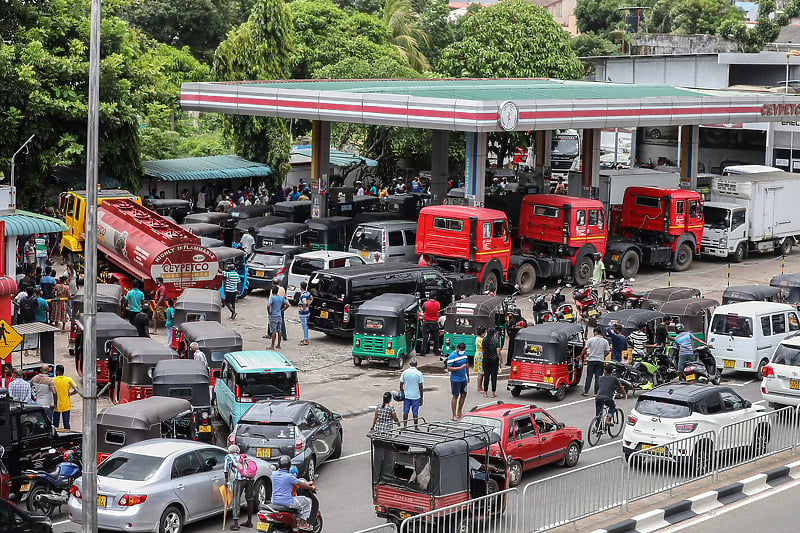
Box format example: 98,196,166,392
587,402,623,446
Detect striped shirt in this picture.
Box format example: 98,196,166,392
447,351,468,382
223,270,241,293
224,453,245,481
628,330,648,357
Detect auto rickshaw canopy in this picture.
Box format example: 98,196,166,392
659,298,718,335
514,322,584,362
597,309,666,337
183,212,234,225
770,273,800,303
78,312,138,352
354,293,417,337
174,288,223,322
640,286,701,310
370,420,499,455
152,359,211,405
73,283,124,316
444,294,506,331
114,337,178,384
97,396,192,431
235,216,287,236
179,320,243,350
722,285,782,305
214,246,246,265
180,222,222,237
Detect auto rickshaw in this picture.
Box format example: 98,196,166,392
224,205,274,241
442,295,508,359
658,298,719,340
180,222,222,239
369,421,508,526
95,397,194,463
639,287,701,311
176,320,243,385
306,216,355,251
170,288,223,349
71,312,138,383
770,273,800,306
183,211,233,225
142,198,192,224
597,309,666,339
722,284,782,305
214,246,249,298
273,200,312,222
330,195,381,217
70,283,124,341
508,322,585,401
256,222,310,248
383,193,429,220
234,215,287,242
108,337,178,404
352,293,419,368
152,359,213,442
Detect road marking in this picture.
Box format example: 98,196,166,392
726,379,755,387
583,439,621,452
547,397,594,409
53,520,70,526
328,450,370,463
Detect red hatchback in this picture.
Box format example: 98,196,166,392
459,402,583,487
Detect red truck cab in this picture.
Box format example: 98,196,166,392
606,186,703,277
416,206,510,293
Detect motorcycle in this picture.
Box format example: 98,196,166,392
572,284,600,323
682,345,720,385
20,449,81,517
604,278,644,311
531,284,575,324
257,482,323,532
530,291,554,324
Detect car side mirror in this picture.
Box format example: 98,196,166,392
558,422,565,429
744,400,752,408
332,413,342,421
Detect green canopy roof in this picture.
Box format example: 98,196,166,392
0,210,68,236
143,155,273,182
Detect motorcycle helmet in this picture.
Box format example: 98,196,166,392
63,449,76,462
674,323,685,333
392,390,405,402
278,455,292,471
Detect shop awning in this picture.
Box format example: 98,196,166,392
142,155,273,182
290,146,378,168
0,210,68,236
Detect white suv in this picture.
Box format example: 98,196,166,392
623,383,768,468
761,333,800,407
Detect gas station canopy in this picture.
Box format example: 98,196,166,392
181,78,798,132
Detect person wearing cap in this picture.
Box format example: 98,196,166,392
30,364,57,421
272,278,288,342
222,263,241,319
446,342,470,420
190,341,207,368
399,358,424,429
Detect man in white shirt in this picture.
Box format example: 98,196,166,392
190,341,208,368
240,227,256,254
580,327,610,396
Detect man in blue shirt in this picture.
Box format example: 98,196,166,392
606,323,627,362
39,268,56,300
34,288,49,323
446,342,469,420
399,357,424,428
268,286,288,350
271,455,315,530
125,281,145,322
674,323,709,372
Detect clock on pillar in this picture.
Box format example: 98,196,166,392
498,101,519,131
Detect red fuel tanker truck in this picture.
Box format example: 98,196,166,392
97,199,220,298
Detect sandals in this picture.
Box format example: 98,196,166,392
298,340,309,346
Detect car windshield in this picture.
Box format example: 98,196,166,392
98,452,163,481
635,399,692,418
237,422,296,440
250,253,284,266
703,206,730,230
458,415,502,437
772,344,800,367
350,227,382,252
711,314,753,337
238,371,297,398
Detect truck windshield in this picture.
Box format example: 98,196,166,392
703,206,730,230
552,136,579,156
350,227,382,252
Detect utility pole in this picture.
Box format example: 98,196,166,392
81,0,101,531
10,134,35,202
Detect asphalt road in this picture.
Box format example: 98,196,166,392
44,250,800,533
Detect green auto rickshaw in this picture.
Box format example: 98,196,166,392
442,294,507,360
352,293,419,368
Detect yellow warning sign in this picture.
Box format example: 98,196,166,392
0,320,23,361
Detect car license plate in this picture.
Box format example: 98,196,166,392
360,251,369,258
588,309,598,316
255,270,265,277
563,314,572,320
97,495,107,507
399,511,412,520
256,522,271,531
611,253,619,262
385,349,395,355
724,359,735,369
198,425,211,433
319,310,329,319
543,376,554,384
256,448,271,458
791,379,800,390
685,373,695,381
19,483,30,492
641,444,665,454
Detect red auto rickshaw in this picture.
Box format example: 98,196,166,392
71,312,138,384
169,288,223,349
109,337,178,404
508,322,585,401
70,283,124,342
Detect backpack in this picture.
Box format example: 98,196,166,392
20,296,37,322
237,454,257,479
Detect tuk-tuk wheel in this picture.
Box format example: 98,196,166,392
552,384,566,401
510,386,521,397
353,355,362,366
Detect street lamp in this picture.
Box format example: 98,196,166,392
9,134,35,204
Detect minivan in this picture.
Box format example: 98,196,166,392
308,263,454,337
709,302,800,375
348,220,418,263
286,250,366,303
213,350,299,428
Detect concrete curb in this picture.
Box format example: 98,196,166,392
590,458,800,533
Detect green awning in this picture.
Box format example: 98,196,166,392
142,155,273,182
290,147,378,168
0,210,68,236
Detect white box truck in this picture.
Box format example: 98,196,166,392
702,171,800,262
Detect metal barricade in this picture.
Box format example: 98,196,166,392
352,524,399,533
522,457,624,532
714,406,796,477
399,488,520,533
624,430,716,509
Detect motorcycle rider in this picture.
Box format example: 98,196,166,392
271,455,315,531
674,323,710,373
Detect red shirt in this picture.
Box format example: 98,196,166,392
422,300,440,322
155,285,167,305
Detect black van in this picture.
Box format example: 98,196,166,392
308,263,454,337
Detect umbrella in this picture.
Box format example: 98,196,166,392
219,483,232,530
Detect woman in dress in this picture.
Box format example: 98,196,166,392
51,275,70,331
370,391,399,435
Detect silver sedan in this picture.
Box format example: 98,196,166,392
67,439,272,533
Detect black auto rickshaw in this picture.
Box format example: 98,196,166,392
442,295,508,359
183,211,234,225
352,294,419,368
170,288,223,349
71,312,138,384
331,195,381,217
70,283,124,341
180,222,222,239
234,215,286,241
95,397,194,463
597,309,666,339
722,285,782,305
143,198,192,224
507,322,585,401
306,216,355,251
152,359,213,442
214,246,249,298
176,320,243,385
223,205,273,240
273,200,312,222
256,222,310,248
658,298,719,341
640,287,701,311
108,337,178,404
369,421,508,526
383,193,429,220
770,273,800,306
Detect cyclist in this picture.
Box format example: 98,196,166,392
595,365,626,426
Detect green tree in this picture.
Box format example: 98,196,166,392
213,0,294,184
575,0,624,35
411,0,454,72
332,0,384,15
649,0,743,35
571,32,620,58
383,0,430,72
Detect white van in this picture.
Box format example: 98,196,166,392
286,250,366,302
708,302,800,375
348,220,418,264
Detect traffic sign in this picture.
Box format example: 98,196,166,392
0,320,23,361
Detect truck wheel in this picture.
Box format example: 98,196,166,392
733,244,746,263
574,256,593,286
515,263,536,294
481,271,499,294
672,243,693,272
778,239,793,256
619,250,640,278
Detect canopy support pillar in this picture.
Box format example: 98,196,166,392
430,130,450,204
679,125,699,189
465,132,487,206
534,130,552,179
577,128,601,198
310,121,331,192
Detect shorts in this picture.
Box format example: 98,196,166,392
403,398,420,416
450,380,468,396
269,316,282,335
